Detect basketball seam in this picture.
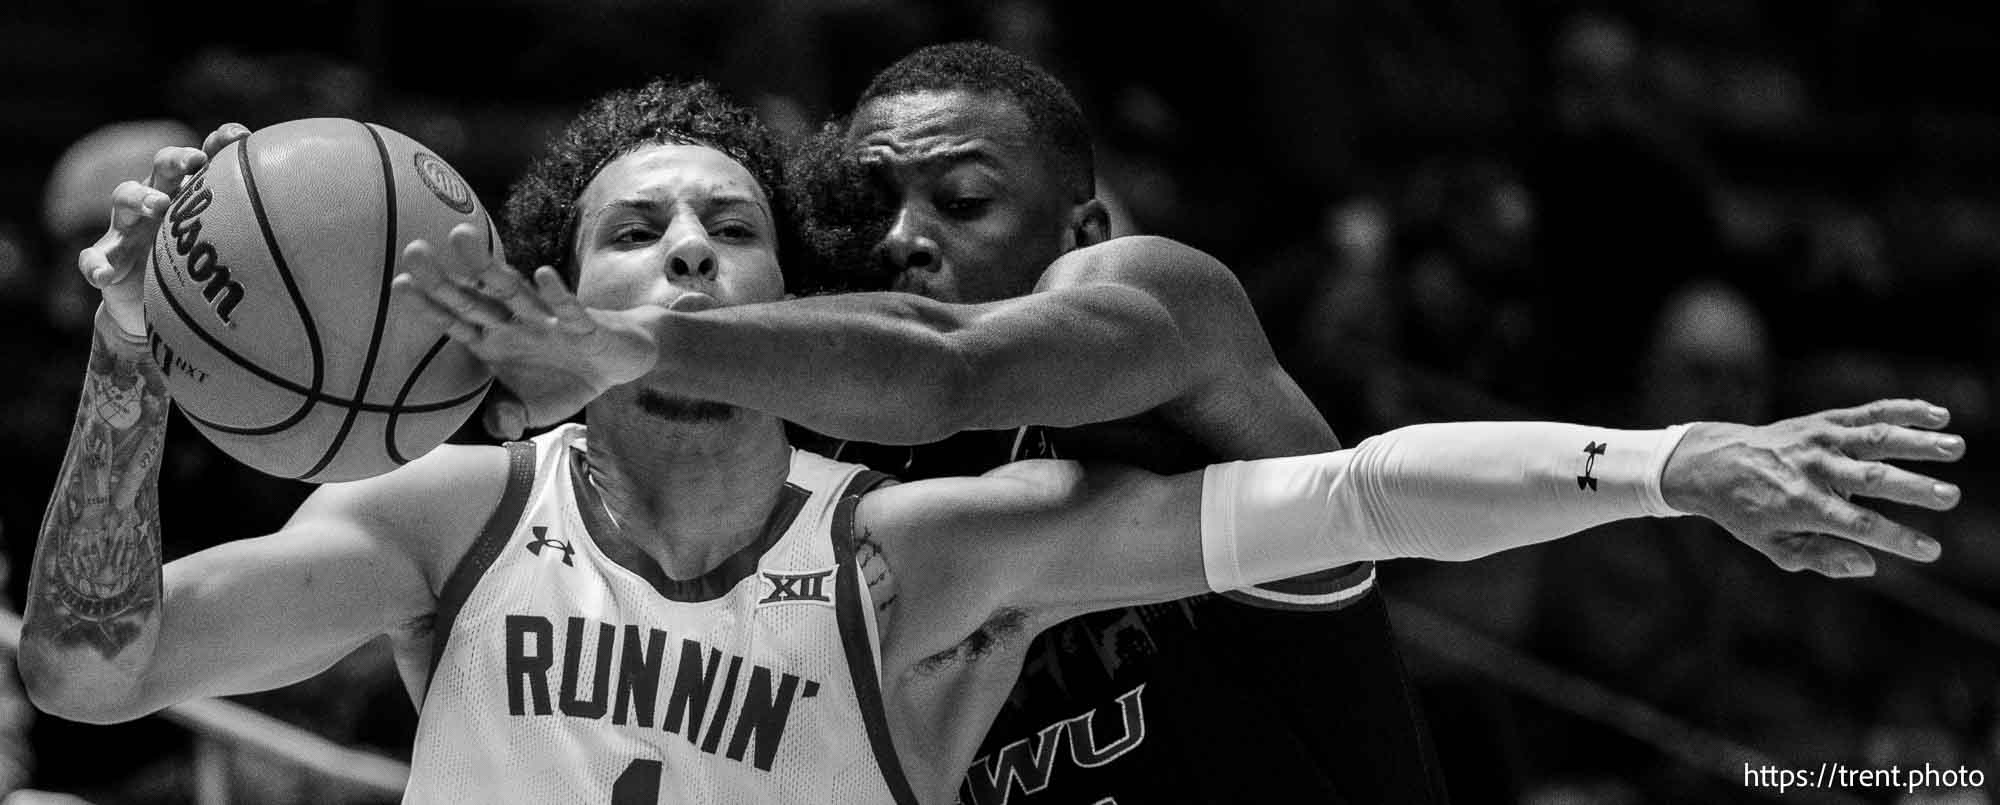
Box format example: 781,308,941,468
149,234,482,417
300,122,401,481
385,197,495,464
239,130,330,414
145,141,333,437
385,335,484,464
185,381,491,437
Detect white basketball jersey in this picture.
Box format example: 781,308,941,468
405,425,918,804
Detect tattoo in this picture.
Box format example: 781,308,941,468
856,530,898,612
26,325,169,661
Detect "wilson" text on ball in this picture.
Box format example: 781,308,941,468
166,170,246,324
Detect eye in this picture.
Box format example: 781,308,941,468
939,197,991,219
610,226,658,245
711,221,758,241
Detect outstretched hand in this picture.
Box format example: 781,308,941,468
80,124,249,336
391,223,661,437
1665,399,1965,578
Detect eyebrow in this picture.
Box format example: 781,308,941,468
587,194,771,224
864,146,1006,173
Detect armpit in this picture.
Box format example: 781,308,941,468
397,611,436,643
912,608,1029,675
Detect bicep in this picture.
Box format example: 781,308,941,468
133,510,431,711
867,462,1211,642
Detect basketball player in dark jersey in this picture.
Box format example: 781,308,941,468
431,47,1963,804
789,44,1429,805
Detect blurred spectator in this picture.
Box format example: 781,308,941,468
1638,281,1772,424
1531,12,1720,422
1513,282,1781,799
40,121,198,333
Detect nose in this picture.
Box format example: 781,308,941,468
877,206,940,274
664,226,717,281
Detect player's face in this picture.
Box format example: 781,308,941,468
849,90,1076,303
570,143,784,314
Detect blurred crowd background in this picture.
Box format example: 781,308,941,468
2,1,1996,803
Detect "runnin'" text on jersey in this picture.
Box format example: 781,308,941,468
502,614,825,772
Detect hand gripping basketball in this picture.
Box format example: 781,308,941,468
393,223,662,438
79,124,248,336
1662,399,1966,577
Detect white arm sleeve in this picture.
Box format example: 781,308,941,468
1200,421,1693,591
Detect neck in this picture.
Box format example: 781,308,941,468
580,391,793,581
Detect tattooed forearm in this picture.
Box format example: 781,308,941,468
24,322,169,664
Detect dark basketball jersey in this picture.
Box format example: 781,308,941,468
813,427,1450,805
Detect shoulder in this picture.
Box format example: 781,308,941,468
1038,235,1245,303
288,442,516,593
1039,235,1266,349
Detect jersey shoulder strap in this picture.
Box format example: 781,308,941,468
425,440,539,693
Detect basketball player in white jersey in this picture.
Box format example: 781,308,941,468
22,80,1964,804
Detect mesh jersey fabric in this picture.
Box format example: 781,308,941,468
405,425,913,804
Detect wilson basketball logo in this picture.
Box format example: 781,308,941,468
162,168,247,325
413,152,475,214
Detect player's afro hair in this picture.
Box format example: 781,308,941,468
858,42,1095,200
503,78,802,290
784,120,896,293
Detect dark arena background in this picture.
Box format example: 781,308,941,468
2,1,1997,803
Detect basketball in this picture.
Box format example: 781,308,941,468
144,118,496,483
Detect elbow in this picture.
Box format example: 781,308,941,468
17,644,148,724
865,333,982,446
917,344,983,442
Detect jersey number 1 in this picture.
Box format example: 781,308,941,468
612,758,662,805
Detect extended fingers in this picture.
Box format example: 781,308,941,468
147,146,207,197
1828,422,1965,462
397,240,511,328
109,180,172,231
447,223,555,323
1820,399,1951,429
394,273,482,344
1797,490,1942,564
88,181,174,286
1759,533,1876,579
1819,456,1961,511
532,266,595,335
201,124,251,160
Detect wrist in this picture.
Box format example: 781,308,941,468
620,306,672,383
1659,421,1740,517
94,301,150,354
1644,423,1697,516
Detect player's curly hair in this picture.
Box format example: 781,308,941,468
502,78,802,290
859,42,1095,200
783,120,896,293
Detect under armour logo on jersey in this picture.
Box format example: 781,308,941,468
1578,441,1608,491
525,527,576,567
758,568,836,607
